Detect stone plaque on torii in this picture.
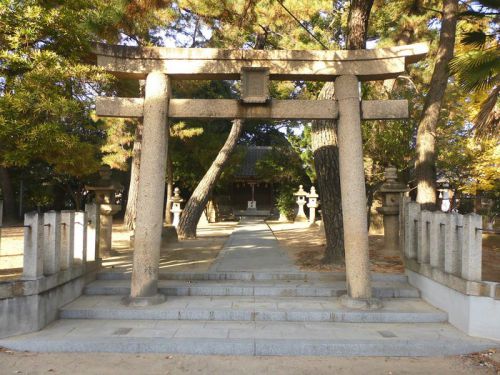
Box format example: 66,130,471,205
94,43,428,308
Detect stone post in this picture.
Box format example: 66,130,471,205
85,203,100,262
22,212,44,280
307,186,319,225
170,187,184,228
335,75,378,309
127,72,169,306
376,166,408,257
60,210,75,270
73,211,87,266
403,201,421,260
444,213,460,275
43,211,61,275
293,185,308,222
461,213,482,281
429,211,446,269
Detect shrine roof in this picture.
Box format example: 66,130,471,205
235,146,272,179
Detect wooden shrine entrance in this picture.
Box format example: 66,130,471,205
95,43,427,308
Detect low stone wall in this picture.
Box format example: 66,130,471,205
401,198,500,340
0,204,100,338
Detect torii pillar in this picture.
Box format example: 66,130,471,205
124,72,169,306
336,75,380,309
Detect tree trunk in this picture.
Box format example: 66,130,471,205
52,184,67,211
177,119,244,239
164,150,173,225
311,83,344,263
415,0,458,211
124,121,143,230
0,167,17,222
346,0,374,50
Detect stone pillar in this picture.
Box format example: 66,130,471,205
307,186,319,225
60,210,75,270
73,211,87,266
85,203,100,262
403,201,421,260
99,213,112,257
247,182,257,210
43,211,61,276
461,213,482,281
127,72,169,306
335,75,378,308
170,187,184,228
376,166,408,257
294,185,308,222
22,212,44,280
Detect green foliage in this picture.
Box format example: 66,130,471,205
0,0,119,210
449,13,499,138
100,118,136,170
450,48,500,92
255,145,309,186
275,186,296,220
287,124,316,183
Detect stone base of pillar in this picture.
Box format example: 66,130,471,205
294,214,308,223
278,212,290,222
339,294,382,310
308,220,319,228
379,248,401,258
122,294,166,307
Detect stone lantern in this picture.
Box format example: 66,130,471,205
170,187,184,228
376,166,408,257
294,185,308,222
85,165,123,258
307,186,319,225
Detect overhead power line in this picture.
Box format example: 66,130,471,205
277,0,329,50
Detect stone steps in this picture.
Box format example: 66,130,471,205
85,279,420,298
97,270,409,282
1,319,495,356
59,295,447,323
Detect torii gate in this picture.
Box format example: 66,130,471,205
95,43,428,308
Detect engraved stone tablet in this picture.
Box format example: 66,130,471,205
241,67,270,104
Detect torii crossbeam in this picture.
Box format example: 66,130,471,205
94,43,427,308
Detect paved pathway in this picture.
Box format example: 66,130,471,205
210,218,297,272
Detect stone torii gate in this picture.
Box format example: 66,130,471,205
94,43,427,308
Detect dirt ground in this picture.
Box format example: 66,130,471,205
0,348,498,375
268,221,500,282
0,221,238,281
100,221,238,275
268,221,404,274
483,234,500,282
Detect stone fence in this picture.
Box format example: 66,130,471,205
401,198,483,284
400,197,500,298
400,197,499,340
0,204,100,339
22,204,100,280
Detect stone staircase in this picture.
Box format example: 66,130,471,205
1,270,496,356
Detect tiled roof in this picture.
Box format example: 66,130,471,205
235,146,272,178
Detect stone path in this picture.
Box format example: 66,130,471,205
210,218,296,272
